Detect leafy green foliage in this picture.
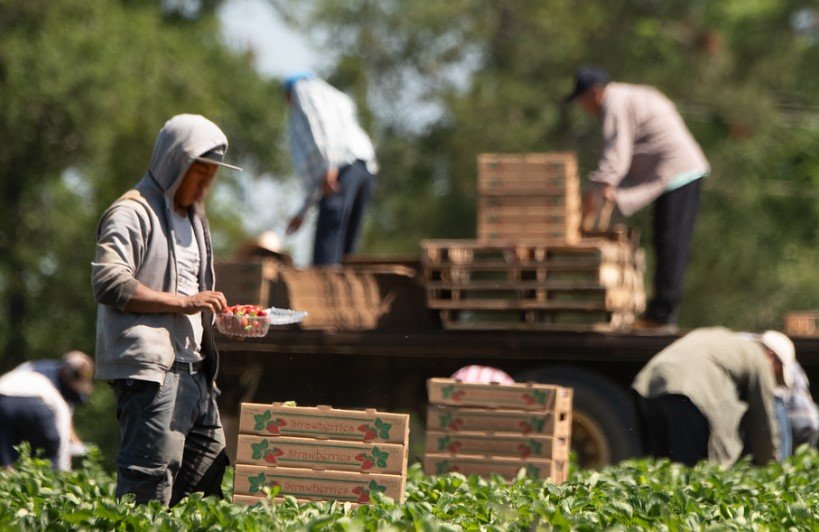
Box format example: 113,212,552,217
2,445,818,529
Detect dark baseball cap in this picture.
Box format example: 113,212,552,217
195,145,243,172
565,66,610,103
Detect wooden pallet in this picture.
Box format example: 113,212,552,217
421,240,631,267
439,308,635,331
785,311,819,337
426,285,638,311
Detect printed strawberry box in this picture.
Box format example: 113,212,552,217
236,435,406,475
427,405,571,436
425,430,568,461
239,403,410,445
423,453,565,482
428,378,573,411
234,464,406,503
232,494,365,508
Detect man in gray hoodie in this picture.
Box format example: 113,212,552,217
92,114,241,506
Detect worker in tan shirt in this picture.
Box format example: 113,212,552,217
566,67,710,331
632,327,783,467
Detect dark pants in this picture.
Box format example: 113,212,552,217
645,178,701,324
313,160,374,266
636,393,710,466
112,370,227,506
0,395,60,467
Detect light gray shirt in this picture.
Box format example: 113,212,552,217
588,83,710,216
171,210,203,363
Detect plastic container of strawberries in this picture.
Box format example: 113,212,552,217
215,305,308,338
216,308,270,338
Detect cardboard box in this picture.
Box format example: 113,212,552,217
427,405,571,436
234,464,405,503
238,403,409,445
428,378,573,411
423,453,566,482
425,430,568,461
232,494,361,508
236,434,406,475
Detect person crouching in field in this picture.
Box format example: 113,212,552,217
92,115,240,506
0,351,94,471
632,327,784,467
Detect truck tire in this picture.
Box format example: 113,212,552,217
514,366,642,469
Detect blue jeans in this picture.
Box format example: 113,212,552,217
775,396,792,460
313,160,374,266
112,370,227,506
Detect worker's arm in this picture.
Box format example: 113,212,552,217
587,99,636,189
92,202,226,314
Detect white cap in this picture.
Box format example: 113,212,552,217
760,330,796,388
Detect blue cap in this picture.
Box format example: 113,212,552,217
282,70,316,94
565,66,610,102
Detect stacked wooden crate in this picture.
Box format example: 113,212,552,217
422,152,646,331
477,153,581,244
422,239,645,331
423,378,572,483
233,403,409,506
785,311,819,337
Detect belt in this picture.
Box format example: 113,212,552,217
171,361,202,374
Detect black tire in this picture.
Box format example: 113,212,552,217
514,366,642,469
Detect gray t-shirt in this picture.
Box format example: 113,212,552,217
171,210,204,363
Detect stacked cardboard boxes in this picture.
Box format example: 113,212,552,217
422,152,647,331
423,378,572,483
233,403,409,506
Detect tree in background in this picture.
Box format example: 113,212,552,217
0,0,286,466
272,0,819,330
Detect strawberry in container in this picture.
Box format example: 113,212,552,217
216,305,308,338
216,305,270,338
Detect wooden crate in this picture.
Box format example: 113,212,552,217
785,311,819,337
426,405,571,436
233,464,405,503
438,308,634,331
214,259,279,307
421,240,631,269
477,153,579,195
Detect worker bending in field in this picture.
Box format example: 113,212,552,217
755,330,819,457
0,351,94,471
283,71,378,266
567,67,709,331
632,327,785,467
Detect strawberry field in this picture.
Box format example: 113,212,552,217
1,447,818,530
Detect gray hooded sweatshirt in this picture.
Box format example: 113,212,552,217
92,114,229,386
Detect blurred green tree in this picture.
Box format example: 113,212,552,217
272,0,819,330
0,0,286,465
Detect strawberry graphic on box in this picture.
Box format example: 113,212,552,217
520,389,548,407
356,418,392,442
253,411,287,434
248,473,279,494
250,439,285,464
354,447,389,471
351,480,386,504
